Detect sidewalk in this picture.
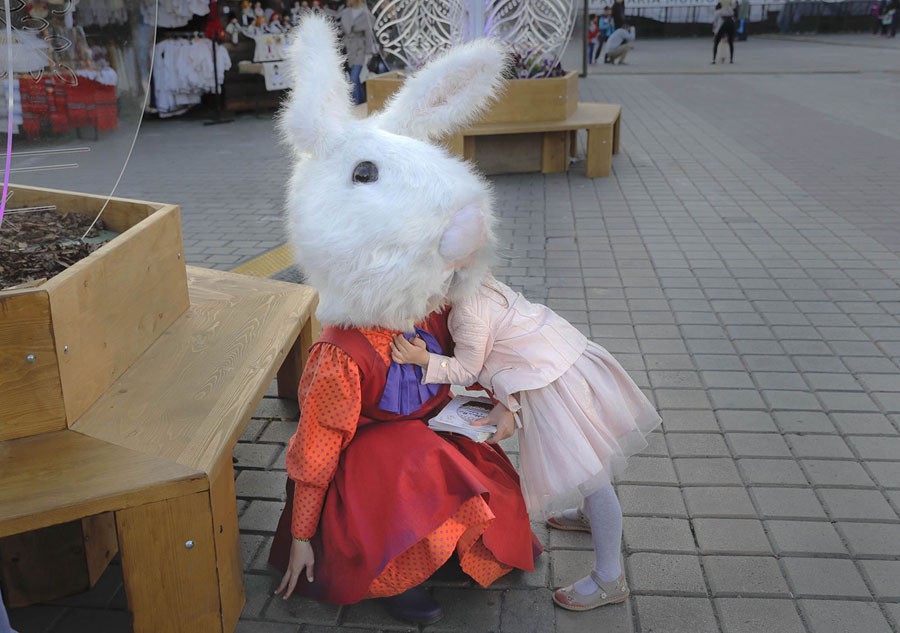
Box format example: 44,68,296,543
9,34,900,633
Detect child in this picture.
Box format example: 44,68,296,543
598,7,615,62
587,15,601,66
391,275,661,612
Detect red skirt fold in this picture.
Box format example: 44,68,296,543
269,420,541,604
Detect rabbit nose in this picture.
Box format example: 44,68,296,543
439,204,486,265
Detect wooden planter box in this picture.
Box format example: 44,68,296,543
0,185,189,442
367,70,578,125
0,185,188,604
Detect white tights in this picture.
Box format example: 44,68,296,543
561,481,623,594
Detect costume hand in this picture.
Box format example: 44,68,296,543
274,539,315,600
471,404,516,445
390,334,429,367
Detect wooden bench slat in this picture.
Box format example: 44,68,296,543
71,267,316,475
0,430,206,538
463,103,622,136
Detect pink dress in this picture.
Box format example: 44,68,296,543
424,277,661,514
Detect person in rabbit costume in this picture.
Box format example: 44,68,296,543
267,16,541,625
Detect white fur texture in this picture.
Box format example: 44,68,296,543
282,15,506,331
374,39,509,141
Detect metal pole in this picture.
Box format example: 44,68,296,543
581,0,588,77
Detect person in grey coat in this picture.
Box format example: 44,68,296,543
340,0,376,104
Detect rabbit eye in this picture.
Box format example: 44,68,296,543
352,161,379,184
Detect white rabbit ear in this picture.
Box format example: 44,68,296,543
375,39,508,141
277,15,352,155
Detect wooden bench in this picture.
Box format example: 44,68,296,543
355,101,621,178
456,102,622,178
0,267,318,633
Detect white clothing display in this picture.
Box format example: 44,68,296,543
152,38,231,116
141,0,210,28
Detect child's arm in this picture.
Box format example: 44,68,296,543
390,309,490,387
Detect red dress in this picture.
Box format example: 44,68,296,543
269,310,541,604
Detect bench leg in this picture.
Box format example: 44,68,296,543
613,113,621,155
541,131,569,174
276,314,319,400
569,130,578,158
444,134,465,158
586,126,614,178
117,492,224,633
463,136,477,163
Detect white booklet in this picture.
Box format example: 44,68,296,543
428,396,498,443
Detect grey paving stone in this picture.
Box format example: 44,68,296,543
751,487,827,519
633,596,718,633
801,460,876,487
666,434,730,458
715,598,806,633
259,420,298,443
627,553,706,595
798,600,894,633
700,371,755,389
702,556,790,597
340,598,417,631
708,389,768,410
239,500,285,533
44,609,131,633
773,411,836,433
682,487,756,518
830,413,898,435
548,526,594,551
556,599,633,633
499,589,556,633
873,391,900,413
423,588,501,632
765,520,848,555
618,457,678,485
781,558,871,598
654,389,712,410
253,398,300,420
623,517,696,552
660,410,719,432
241,418,268,442
234,442,283,470
763,390,822,411
726,433,792,458
786,435,854,459
692,519,771,555
237,470,288,501
803,373,863,391
752,372,809,391
868,462,900,488
738,459,808,486
846,436,900,460
641,432,670,457
858,560,900,600
818,391,881,413
716,411,779,432
836,522,900,556
674,458,743,485
618,485,688,518
7,605,67,633
235,621,300,633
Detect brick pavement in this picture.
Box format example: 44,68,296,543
8,34,900,633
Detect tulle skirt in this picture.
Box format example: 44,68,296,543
517,341,662,515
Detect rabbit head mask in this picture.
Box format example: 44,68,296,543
280,16,507,331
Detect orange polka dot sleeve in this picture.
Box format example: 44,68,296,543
285,343,362,539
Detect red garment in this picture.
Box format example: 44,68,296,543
205,0,226,41
269,310,541,604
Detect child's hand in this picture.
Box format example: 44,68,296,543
471,404,516,445
274,538,315,600
390,334,429,367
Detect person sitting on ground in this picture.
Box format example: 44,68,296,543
604,23,635,65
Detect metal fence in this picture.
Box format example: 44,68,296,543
581,0,875,36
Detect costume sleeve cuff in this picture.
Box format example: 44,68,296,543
291,482,327,540
424,353,453,384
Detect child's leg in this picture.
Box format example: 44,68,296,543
573,482,623,594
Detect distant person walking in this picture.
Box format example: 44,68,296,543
604,23,635,65
737,0,751,40
712,0,736,64
612,0,626,29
